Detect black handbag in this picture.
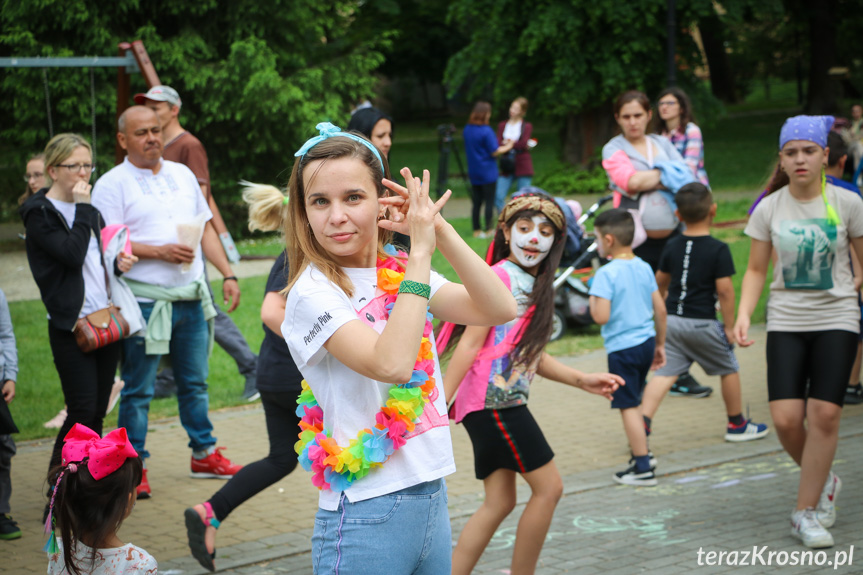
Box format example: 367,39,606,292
499,149,517,174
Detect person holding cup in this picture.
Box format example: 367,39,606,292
92,106,244,498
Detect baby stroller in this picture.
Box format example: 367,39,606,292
549,194,615,340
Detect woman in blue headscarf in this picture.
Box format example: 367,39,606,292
734,115,863,550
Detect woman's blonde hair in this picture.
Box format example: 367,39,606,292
242,181,289,233
244,134,392,297
44,133,92,186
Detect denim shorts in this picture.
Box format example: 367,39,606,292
311,479,451,575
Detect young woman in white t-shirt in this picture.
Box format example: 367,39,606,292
735,115,863,550
280,122,516,574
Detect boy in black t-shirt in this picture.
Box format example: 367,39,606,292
641,183,769,441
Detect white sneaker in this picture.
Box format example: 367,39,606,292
106,378,125,416
43,408,67,429
816,472,841,528
790,508,834,548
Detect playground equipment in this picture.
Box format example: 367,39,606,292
0,41,161,166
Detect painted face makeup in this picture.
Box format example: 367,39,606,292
508,215,555,268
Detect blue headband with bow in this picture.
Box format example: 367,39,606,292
294,122,384,169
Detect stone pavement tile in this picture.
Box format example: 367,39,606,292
8,324,863,574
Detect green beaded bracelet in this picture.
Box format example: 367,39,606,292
398,280,431,299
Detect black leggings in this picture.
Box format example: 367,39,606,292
47,324,120,470
208,390,301,521
766,330,858,406
471,182,496,232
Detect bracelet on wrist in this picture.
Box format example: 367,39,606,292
223,275,238,282
397,279,431,299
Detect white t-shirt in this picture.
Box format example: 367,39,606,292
48,540,157,574
745,184,863,333
48,198,109,317
502,120,523,142
92,157,212,290
283,263,455,511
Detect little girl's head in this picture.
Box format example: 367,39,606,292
46,424,142,575
491,189,566,274
285,122,394,295
491,189,566,365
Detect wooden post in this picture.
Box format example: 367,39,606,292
115,43,131,164
114,41,160,164
130,40,160,88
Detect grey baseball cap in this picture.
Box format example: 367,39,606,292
134,85,182,107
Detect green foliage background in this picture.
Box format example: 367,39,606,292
0,0,392,228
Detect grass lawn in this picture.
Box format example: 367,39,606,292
8,104,783,441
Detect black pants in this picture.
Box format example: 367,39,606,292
208,390,301,521
471,182,496,232
47,324,120,470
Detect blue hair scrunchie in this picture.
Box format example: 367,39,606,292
294,122,384,169
779,115,835,150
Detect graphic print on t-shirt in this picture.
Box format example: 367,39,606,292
778,218,836,289
355,293,449,437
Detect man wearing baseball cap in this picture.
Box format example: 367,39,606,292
135,85,260,402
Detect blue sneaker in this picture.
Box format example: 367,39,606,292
725,419,769,442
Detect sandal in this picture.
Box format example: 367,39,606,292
185,502,218,572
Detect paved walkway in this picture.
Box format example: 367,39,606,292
3,325,863,574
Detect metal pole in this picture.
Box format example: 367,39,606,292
667,0,677,87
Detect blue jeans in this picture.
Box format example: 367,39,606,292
495,175,533,212
119,300,216,459
312,479,451,574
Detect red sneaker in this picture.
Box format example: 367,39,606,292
136,468,151,499
190,447,243,478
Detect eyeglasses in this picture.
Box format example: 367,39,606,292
23,172,44,182
658,100,679,107
55,163,96,174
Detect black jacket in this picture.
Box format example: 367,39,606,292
19,190,107,331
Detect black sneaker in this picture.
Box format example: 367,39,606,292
614,463,657,486
846,383,863,405
670,373,713,398
628,451,658,469
0,514,22,540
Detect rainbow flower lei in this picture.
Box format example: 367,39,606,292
294,249,436,492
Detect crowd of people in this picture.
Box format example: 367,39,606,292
1,83,862,574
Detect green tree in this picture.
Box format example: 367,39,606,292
444,0,713,168
0,1,391,229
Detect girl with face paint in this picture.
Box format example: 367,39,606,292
442,191,624,575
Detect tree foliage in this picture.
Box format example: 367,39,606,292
0,0,391,229
443,0,716,166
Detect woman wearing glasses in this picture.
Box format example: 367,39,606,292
19,133,137,471
655,87,710,186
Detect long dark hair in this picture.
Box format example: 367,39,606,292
490,209,566,368
47,456,143,575
438,197,566,370
654,87,696,133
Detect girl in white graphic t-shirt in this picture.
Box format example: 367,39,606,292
276,122,516,574
736,115,863,549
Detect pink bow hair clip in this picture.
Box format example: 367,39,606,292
61,423,138,480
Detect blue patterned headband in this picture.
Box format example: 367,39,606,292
779,115,835,150
294,122,384,169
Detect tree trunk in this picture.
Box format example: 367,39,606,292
804,0,838,114
699,12,737,104
562,104,616,168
